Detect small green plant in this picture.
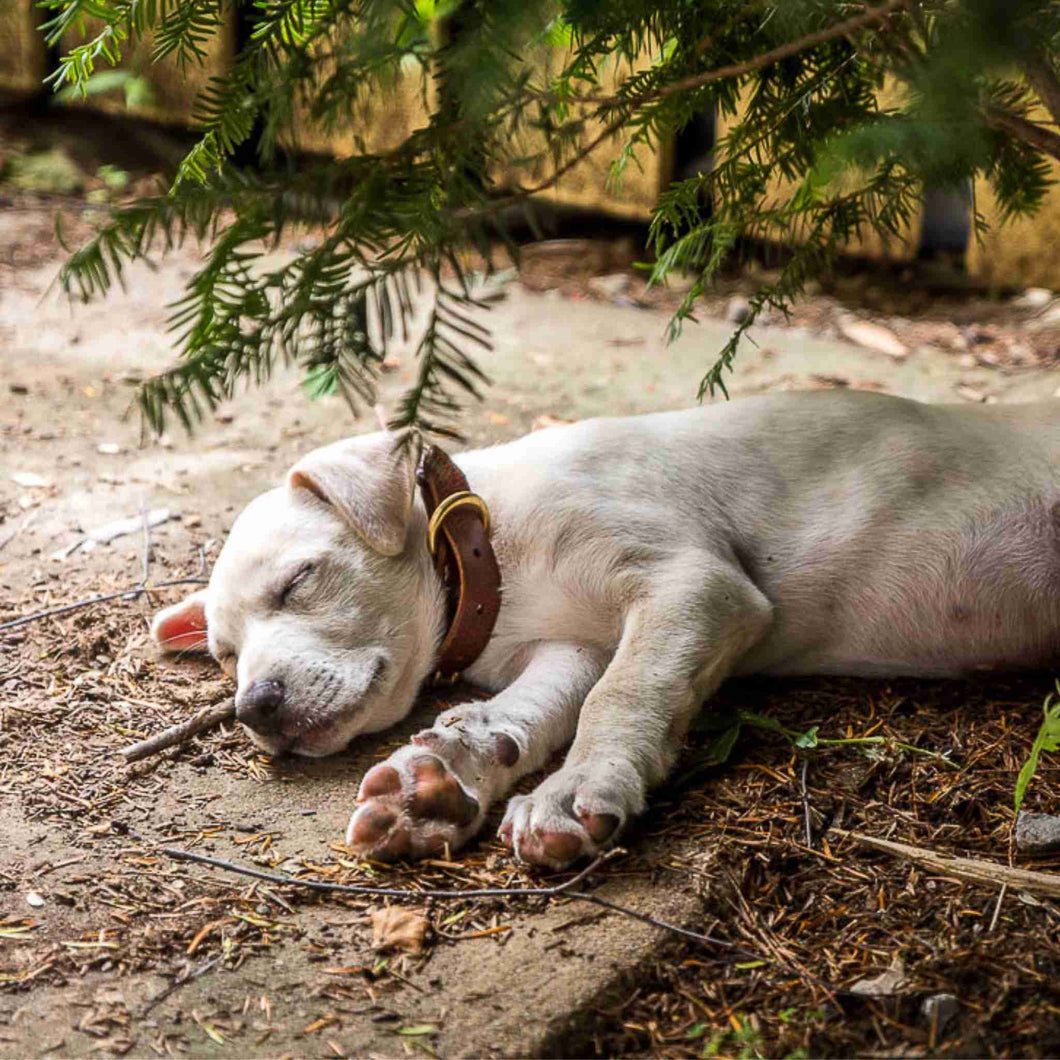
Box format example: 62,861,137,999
6,148,83,194
1014,681,1060,814
694,709,954,768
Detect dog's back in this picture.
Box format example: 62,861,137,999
458,391,1060,678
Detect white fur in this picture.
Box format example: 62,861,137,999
152,390,1060,867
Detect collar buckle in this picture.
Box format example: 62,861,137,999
427,491,491,555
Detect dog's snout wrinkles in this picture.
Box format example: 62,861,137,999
237,678,286,734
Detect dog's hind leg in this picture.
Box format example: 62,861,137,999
500,557,773,869
345,641,609,861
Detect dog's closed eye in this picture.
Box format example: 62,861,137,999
279,562,315,607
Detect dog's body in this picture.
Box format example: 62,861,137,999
152,390,1060,868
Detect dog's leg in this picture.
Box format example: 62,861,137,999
346,641,609,860
501,559,772,869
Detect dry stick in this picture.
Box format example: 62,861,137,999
0,576,208,633
139,505,152,588
800,757,813,848
159,846,767,960
161,844,840,992
528,0,908,108
0,509,39,553
121,698,236,762
835,829,1060,899
140,956,221,1016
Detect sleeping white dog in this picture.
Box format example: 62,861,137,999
151,389,1060,869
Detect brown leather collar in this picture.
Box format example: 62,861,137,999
416,444,501,682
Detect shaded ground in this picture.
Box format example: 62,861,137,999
3,134,1060,1058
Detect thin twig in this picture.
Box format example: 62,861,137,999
121,698,236,762
989,882,1008,934
139,506,152,588
140,956,221,1016
0,576,208,632
0,509,40,553
801,757,813,848
155,844,831,985
836,829,1060,898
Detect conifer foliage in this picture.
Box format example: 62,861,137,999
38,0,1060,434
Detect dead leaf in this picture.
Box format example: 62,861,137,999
10,472,51,488
850,956,906,997
839,318,908,359
371,906,427,954
532,414,573,431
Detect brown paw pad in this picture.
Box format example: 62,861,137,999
522,830,584,866
409,755,479,826
357,764,402,801
579,811,620,843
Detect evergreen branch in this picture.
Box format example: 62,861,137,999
529,0,909,109
984,105,1060,164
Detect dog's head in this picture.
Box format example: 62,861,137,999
150,432,443,756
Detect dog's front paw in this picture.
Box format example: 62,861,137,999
346,743,485,860
498,760,644,870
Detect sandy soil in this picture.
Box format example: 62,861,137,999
4,185,1060,1059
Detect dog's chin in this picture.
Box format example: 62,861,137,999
241,716,358,758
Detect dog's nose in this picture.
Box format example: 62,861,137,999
237,678,285,734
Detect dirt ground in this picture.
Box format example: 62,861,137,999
5,137,1060,1058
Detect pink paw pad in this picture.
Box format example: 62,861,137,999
357,764,402,801
347,805,410,860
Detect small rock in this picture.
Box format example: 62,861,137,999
1015,811,1060,854
1028,303,1060,330
97,442,121,455
9,383,28,395
26,892,44,908
10,472,50,488
215,411,234,424
839,318,908,359
588,273,632,300
921,993,959,1035
726,296,751,324
1017,287,1053,308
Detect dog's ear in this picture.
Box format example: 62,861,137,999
287,432,416,557
150,589,210,653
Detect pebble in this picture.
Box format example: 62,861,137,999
921,993,959,1035
1015,811,1060,854
1017,287,1053,308
11,472,50,488
588,273,632,300
9,383,28,395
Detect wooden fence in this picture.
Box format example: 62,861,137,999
3,0,1058,288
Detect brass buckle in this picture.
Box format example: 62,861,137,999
427,491,491,555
